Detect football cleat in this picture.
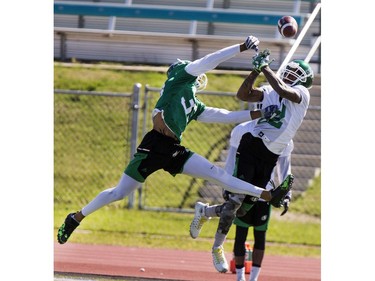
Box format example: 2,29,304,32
270,174,294,207
57,212,80,244
190,202,210,239
212,245,229,273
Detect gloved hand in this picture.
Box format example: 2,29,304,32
280,196,291,216
252,49,274,73
245,36,260,52
260,104,278,119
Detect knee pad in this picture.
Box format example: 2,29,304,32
217,200,241,234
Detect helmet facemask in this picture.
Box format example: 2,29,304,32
194,73,208,92
279,60,314,89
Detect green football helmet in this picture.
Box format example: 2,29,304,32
167,59,208,92
279,59,314,89
167,59,190,78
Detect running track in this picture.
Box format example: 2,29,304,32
54,243,320,281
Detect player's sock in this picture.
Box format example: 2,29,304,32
213,232,226,248
205,205,220,217
236,266,245,281
249,265,261,281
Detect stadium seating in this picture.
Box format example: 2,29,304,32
54,0,321,70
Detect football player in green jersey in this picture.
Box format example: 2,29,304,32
57,36,284,245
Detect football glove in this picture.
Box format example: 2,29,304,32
245,35,260,52
260,104,278,120
270,174,294,208
252,49,274,73
280,196,291,216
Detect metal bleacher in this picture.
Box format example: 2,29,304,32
54,0,321,70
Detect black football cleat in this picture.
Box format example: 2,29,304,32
57,212,80,244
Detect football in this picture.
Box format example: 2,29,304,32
277,16,298,38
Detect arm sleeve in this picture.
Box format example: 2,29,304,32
224,145,237,174
265,146,293,196
197,106,252,124
276,155,292,183
185,44,241,76
276,154,293,199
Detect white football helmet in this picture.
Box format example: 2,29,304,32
279,59,314,89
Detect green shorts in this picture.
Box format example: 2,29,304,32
234,201,271,231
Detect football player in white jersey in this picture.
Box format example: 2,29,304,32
189,49,314,275
57,37,287,245
229,121,293,281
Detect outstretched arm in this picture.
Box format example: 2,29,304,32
197,105,278,124
185,36,259,76
197,107,259,123
236,71,264,102
261,66,302,103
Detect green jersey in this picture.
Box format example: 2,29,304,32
154,61,206,142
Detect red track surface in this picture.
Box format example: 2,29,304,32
54,242,320,281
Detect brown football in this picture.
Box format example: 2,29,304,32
278,16,298,38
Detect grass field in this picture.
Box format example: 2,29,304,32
54,174,320,258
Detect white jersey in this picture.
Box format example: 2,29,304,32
226,112,293,181
229,119,293,156
225,121,293,198
252,84,310,155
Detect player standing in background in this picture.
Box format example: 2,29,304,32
189,49,313,275
57,36,287,245
191,120,293,281
230,125,293,281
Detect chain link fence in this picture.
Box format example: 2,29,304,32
54,84,321,212
54,87,140,209
138,86,249,211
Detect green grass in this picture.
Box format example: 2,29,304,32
54,170,320,257
54,62,321,258
292,174,321,217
